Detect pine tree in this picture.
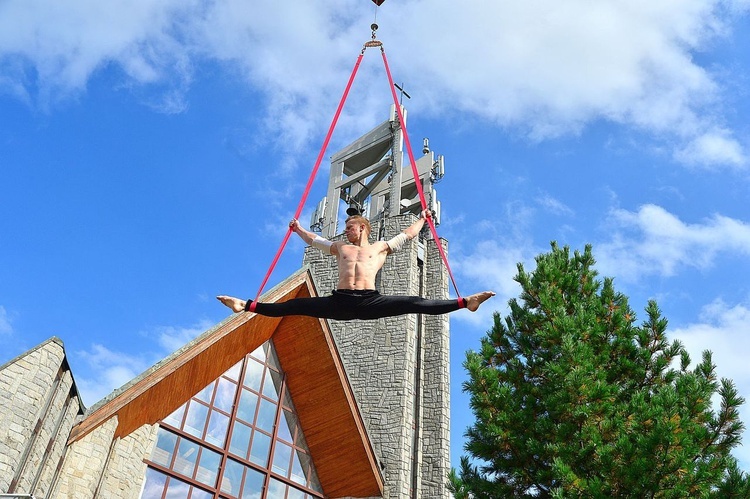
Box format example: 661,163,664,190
450,243,749,498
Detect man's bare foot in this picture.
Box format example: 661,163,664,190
217,295,247,313
465,291,495,312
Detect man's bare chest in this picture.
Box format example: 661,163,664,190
338,244,385,264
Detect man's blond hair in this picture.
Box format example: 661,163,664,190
345,214,371,236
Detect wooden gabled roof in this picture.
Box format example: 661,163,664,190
68,269,383,498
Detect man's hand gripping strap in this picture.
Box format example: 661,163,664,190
311,235,334,255
386,233,409,253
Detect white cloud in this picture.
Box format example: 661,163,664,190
675,130,747,169
75,319,213,406
0,306,13,336
75,343,152,405
0,0,196,107
536,194,575,217
452,239,534,326
675,300,750,369
729,0,750,12
597,204,750,281
154,319,214,352
383,0,748,166
1,0,748,166
457,240,525,296
671,299,750,466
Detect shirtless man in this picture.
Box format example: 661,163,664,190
217,210,494,320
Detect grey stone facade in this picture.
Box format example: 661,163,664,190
303,214,451,499
0,337,84,498
50,418,157,498
0,338,158,499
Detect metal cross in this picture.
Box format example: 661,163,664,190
394,83,411,104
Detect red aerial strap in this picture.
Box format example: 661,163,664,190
380,48,461,298
252,53,364,302
253,39,461,301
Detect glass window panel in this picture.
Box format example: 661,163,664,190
229,421,252,459
214,377,237,413
164,403,186,429
194,381,214,404
151,428,178,468
205,410,229,448
183,401,209,439
256,398,277,433
237,389,259,424
220,458,245,497
243,359,264,392
277,408,296,444
145,344,329,499
272,441,292,477
224,360,243,381
290,449,307,486
165,476,191,498
195,447,221,487
188,487,212,499
267,478,287,499
287,485,306,499
173,438,199,477
242,466,265,499
141,467,167,498
249,431,271,467
249,344,266,362
261,369,282,401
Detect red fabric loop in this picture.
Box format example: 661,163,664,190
254,43,461,301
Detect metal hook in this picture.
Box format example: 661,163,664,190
362,22,382,52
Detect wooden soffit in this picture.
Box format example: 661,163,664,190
68,269,383,498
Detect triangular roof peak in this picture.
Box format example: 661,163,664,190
1,336,85,411
0,336,64,371
69,268,383,497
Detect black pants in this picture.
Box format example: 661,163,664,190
246,289,466,321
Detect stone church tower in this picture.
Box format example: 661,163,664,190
304,104,452,498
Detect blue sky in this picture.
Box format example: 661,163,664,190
2,0,750,470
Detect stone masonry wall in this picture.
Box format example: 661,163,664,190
13,367,74,494
420,237,451,498
96,423,159,498
51,416,118,498
0,338,82,495
35,392,81,496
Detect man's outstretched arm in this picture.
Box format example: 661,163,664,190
387,209,431,253
290,218,337,255
403,209,431,239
